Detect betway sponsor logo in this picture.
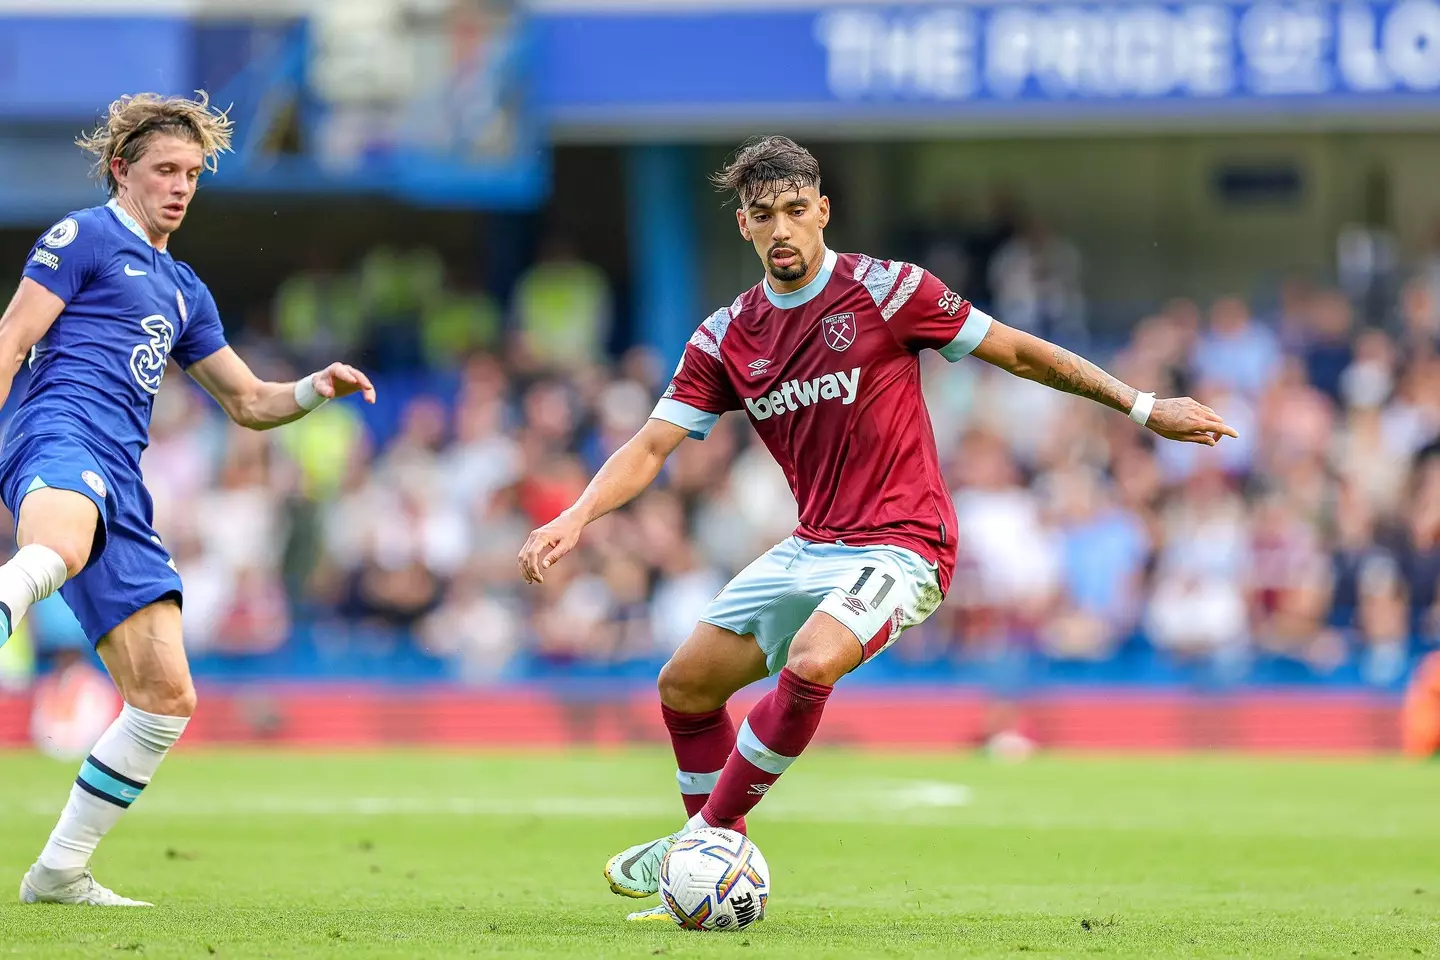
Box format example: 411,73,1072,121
744,367,861,421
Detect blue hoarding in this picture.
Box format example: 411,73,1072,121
533,1,1440,124
0,15,547,209
0,18,191,120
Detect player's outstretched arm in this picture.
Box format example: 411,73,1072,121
970,319,1238,446
184,348,375,430
0,279,66,410
518,418,689,584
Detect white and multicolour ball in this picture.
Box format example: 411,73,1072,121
659,827,770,931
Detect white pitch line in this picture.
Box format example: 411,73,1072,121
17,780,972,822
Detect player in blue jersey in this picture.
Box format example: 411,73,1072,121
0,93,376,906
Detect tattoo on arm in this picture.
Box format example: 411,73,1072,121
1036,345,1138,414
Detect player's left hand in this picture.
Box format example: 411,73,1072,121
1146,397,1239,446
314,362,377,404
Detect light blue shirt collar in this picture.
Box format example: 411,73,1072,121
106,199,156,249
763,247,837,310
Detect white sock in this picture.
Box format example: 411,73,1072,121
0,544,68,635
37,703,189,875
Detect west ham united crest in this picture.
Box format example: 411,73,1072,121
820,312,856,352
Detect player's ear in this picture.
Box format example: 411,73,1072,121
818,195,830,229
110,158,129,189
736,207,752,242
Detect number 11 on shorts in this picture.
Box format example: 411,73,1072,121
848,566,895,610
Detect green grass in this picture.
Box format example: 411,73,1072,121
1,749,1438,958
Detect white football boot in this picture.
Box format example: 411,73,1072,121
19,864,152,907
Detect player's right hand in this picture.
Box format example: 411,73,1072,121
518,511,586,584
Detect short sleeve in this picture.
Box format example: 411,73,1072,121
172,282,229,367
882,263,993,362
21,215,99,304
650,315,742,441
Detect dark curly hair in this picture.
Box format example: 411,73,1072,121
711,136,821,206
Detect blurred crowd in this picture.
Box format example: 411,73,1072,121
6,225,1440,691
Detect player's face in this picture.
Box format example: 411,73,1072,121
737,185,830,289
113,135,205,237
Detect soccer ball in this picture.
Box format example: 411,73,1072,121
659,827,770,931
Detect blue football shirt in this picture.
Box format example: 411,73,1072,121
11,200,229,467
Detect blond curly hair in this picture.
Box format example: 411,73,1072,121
76,91,234,196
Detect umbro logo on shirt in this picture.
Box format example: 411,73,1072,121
747,358,772,376
744,367,861,421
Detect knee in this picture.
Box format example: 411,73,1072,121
657,658,724,714
50,542,91,580
785,637,855,687
126,676,197,718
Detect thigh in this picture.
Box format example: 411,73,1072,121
660,621,770,712
97,599,194,716
805,544,944,668
4,436,112,573
17,487,101,574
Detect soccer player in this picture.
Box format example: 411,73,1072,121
516,137,1236,921
0,93,375,906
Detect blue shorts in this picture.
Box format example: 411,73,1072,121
0,433,181,645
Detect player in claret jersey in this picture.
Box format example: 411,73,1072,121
518,137,1237,920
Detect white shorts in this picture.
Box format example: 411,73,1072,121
700,536,944,676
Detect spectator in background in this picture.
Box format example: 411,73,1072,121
1339,328,1397,411
1398,275,1440,356
273,252,365,370
650,542,725,657
1146,467,1250,673
1354,552,1411,686
513,234,612,369
1193,296,1282,399
1273,277,1316,352
989,216,1086,344
421,282,501,370
359,246,446,371
968,186,1022,310
1301,290,1355,402
1402,451,1440,643
418,559,523,682
1248,493,1341,671
1335,169,1400,323
899,191,977,299
1038,466,1147,661
1333,334,1408,518
144,384,219,513
198,428,288,576
440,388,522,516
1253,358,1334,477
950,429,1061,653
1422,219,1440,305
691,434,797,573
377,394,450,497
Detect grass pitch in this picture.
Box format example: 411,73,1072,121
1,748,1437,958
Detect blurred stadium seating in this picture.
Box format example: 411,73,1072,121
3,0,1440,751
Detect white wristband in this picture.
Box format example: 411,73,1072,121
294,374,327,412
1128,391,1156,426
